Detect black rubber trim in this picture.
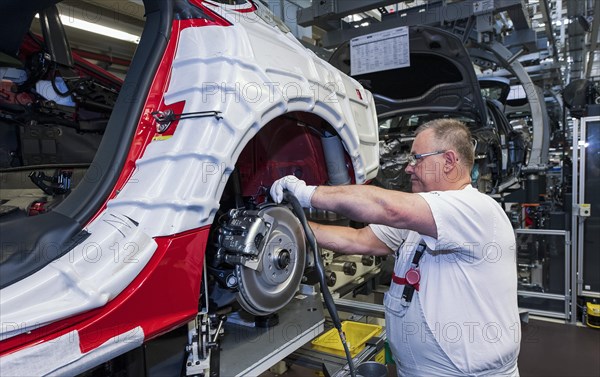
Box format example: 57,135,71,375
0,212,88,289
54,0,173,223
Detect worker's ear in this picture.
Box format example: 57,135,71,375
443,150,459,171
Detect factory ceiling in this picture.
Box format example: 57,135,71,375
298,0,599,92
27,0,599,91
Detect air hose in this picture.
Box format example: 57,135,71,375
283,191,357,377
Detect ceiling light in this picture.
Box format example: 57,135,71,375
35,14,140,44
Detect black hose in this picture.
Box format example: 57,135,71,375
283,190,357,377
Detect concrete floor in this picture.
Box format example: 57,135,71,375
518,318,600,376
260,317,600,377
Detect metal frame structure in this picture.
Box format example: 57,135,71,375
572,116,600,299
515,228,575,323
475,41,550,172
297,0,531,48
219,294,325,376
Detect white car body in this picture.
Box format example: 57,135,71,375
0,0,378,375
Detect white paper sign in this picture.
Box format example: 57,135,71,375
350,26,410,76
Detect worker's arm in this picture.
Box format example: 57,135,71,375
309,221,393,256
270,175,437,238
311,184,437,239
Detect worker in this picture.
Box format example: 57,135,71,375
271,118,521,376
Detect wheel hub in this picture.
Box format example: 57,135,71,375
234,205,306,316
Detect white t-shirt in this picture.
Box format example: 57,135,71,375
370,186,520,375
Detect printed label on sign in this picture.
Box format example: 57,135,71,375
350,26,409,76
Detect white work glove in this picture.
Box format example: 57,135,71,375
270,175,317,208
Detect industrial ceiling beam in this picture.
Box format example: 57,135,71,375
319,0,465,47
297,0,400,31
502,28,538,53
503,0,531,30
313,0,531,48
478,61,561,80
471,45,561,90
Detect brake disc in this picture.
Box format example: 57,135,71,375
235,205,306,316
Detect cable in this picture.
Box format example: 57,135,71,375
283,190,357,377
50,69,74,97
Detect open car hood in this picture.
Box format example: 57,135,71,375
330,25,487,125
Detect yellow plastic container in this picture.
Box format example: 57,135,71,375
586,302,600,328
374,349,386,364
311,321,383,357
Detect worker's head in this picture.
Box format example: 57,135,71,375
405,118,474,193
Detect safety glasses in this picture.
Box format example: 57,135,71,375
407,150,446,166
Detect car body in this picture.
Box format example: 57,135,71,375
0,1,379,375
329,25,528,194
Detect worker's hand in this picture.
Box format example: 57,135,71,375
270,175,317,208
